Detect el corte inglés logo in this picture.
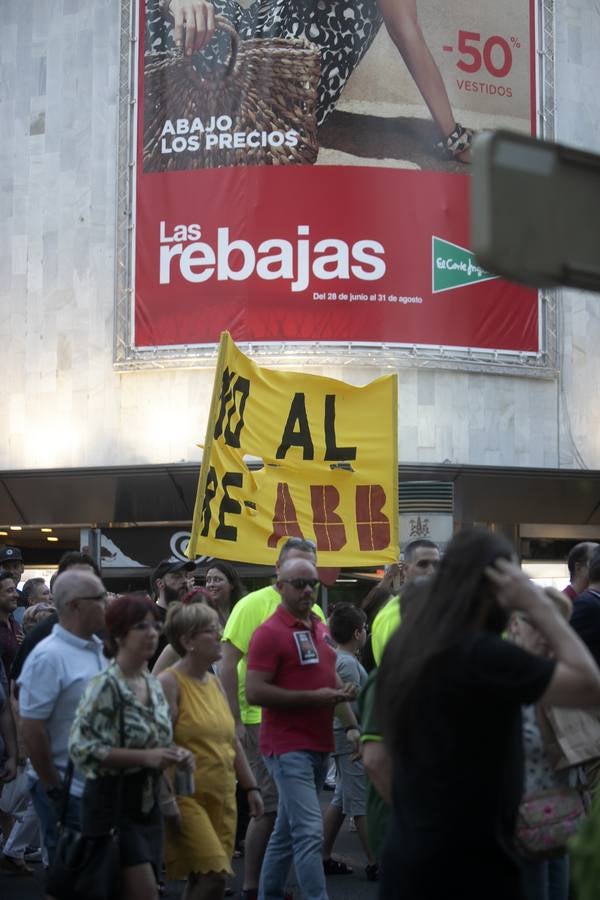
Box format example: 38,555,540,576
432,236,499,294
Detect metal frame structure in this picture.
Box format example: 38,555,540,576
114,0,558,378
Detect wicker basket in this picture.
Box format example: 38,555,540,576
143,16,320,171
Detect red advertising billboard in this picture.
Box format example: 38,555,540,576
133,0,539,352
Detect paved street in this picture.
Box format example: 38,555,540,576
1,790,379,900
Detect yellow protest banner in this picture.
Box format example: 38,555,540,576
188,332,398,566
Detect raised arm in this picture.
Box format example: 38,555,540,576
488,560,600,707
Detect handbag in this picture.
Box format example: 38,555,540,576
143,15,320,171
45,827,121,900
45,681,125,900
516,785,588,860
539,703,600,771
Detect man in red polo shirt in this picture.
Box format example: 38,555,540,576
246,557,358,900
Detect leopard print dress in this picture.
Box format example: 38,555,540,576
145,0,382,125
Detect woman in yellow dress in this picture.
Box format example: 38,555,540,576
158,600,263,900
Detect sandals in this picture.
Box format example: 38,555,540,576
323,858,353,875
435,123,473,162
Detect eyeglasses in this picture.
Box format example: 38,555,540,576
78,592,108,604
131,621,163,633
280,578,319,591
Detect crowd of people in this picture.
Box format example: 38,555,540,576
0,533,600,900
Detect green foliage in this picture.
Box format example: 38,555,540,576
570,789,600,900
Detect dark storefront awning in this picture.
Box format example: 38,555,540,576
0,464,200,527
2,462,600,529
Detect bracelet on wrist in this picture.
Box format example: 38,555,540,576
344,724,360,734
245,785,262,794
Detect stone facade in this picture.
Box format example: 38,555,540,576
0,0,598,473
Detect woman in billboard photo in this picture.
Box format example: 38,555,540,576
377,0,472,160
144,0,471,165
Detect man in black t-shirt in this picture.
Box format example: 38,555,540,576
570,547,600,666
148,559,195,667
563,541,599,602
151,559,195,617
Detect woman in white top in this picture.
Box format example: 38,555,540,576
509,590,576,900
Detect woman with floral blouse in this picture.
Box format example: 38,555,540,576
69,593,194,900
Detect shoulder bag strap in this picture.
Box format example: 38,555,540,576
57,760,74,826
109,675,127,827
60,673,128,828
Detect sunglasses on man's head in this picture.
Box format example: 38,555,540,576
281,578,319,591
284,537,317,550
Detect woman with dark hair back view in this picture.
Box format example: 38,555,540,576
377,528,600,900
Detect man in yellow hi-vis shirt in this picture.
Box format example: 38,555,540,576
361,554,439,870
370,540,440,666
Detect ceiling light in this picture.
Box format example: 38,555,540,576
0,531,7,537
47,536,59,543
41,528,53,533
9,525,22,531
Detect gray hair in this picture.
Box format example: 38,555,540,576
21,577,47,603
278,537,317,565
52,569,104,615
